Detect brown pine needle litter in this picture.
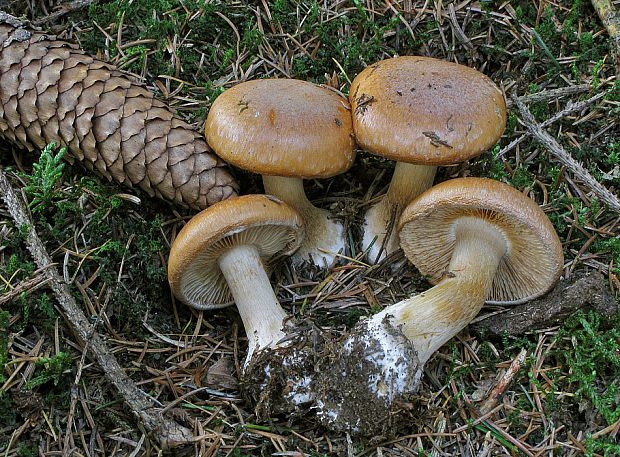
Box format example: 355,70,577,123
1,1,619,456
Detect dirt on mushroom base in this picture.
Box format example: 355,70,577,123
242,315,423,436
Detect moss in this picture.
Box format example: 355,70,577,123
556,311,620,425
293,2,398,85
25,352,73,389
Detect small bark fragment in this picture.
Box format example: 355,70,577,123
471,269,618,337
480,348,527,415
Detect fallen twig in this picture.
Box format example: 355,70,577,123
497,89,607,159
480,348,527,415
0,268,51,305
63,279,113,454
31,0,96,26
0,167,193,450
505,84,593,108
514,96,620,214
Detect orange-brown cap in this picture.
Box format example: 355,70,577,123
398,178,564,304
350,56,507,165
168,194,304,309
205,79,356,178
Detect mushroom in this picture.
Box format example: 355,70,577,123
167,194,304,363
350,56,507,263
366,177,564,365
205,78,356,267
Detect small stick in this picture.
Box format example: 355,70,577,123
63,283,113,455
480,348,527,415
497,89,607,159
0,167,193,450
32,0,97,25
514,96,620,215
505,84,593,108
0,271,51,305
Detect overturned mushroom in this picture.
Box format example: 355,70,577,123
372,177,564,362
247,178,563,434
322,177,563,430
350,56,506,263
205,78,355,266
168,194,304,363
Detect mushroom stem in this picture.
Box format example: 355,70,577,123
218,244,287,362
363,162,436,262
263,175,344,266
370,217,507,363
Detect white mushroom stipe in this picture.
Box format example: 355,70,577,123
218,244,287,363
313,314,423,432
361,316,424,397
362,163,436,262
264,175,345,266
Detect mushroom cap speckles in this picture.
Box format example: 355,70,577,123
398,178,564,304
205,79,356,178
168,194,304,309
350,56,507,165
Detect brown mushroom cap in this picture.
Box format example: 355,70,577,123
205,79,356,178
168,194,304,309
398,178,564,304
350,56,507,165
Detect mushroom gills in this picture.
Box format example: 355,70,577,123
374,216,508,364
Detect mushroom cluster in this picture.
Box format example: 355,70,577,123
167,56,564,435
244,177,563,434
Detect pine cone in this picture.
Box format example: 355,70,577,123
0,12,237,210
